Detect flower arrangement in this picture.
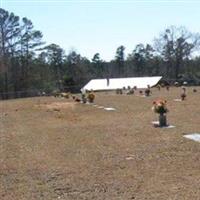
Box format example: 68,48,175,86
152,99,168,115
181,87,186,100
126,88,134,95
87,92,95,103
181,93,186,100
81,93,87,103
60,92,70,98
193,88,197,93
145,88,151,96
116,88,123,94
139,90,143,95
152,99,168,127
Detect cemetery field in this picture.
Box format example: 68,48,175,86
1,87,200,200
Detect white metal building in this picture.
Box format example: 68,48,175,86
81,76,162,92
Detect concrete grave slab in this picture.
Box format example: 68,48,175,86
104,107,116,111
152,121,175,128
97,106,104,109
183,133,200,142
174,99,182,102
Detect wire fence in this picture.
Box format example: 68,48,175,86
0,85,83,100
0,90,44,100
1,78,199,100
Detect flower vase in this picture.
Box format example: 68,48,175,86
159,114,167,127
89,99,93,103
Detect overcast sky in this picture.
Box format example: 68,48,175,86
1,0,200,61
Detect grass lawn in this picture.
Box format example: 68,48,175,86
1,87,200,200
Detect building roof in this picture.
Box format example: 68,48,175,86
81,76,162,92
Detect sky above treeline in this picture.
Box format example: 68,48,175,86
1,0,200,61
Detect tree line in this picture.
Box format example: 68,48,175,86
1,8,200,99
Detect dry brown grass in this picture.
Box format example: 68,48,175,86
1,87,200,200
